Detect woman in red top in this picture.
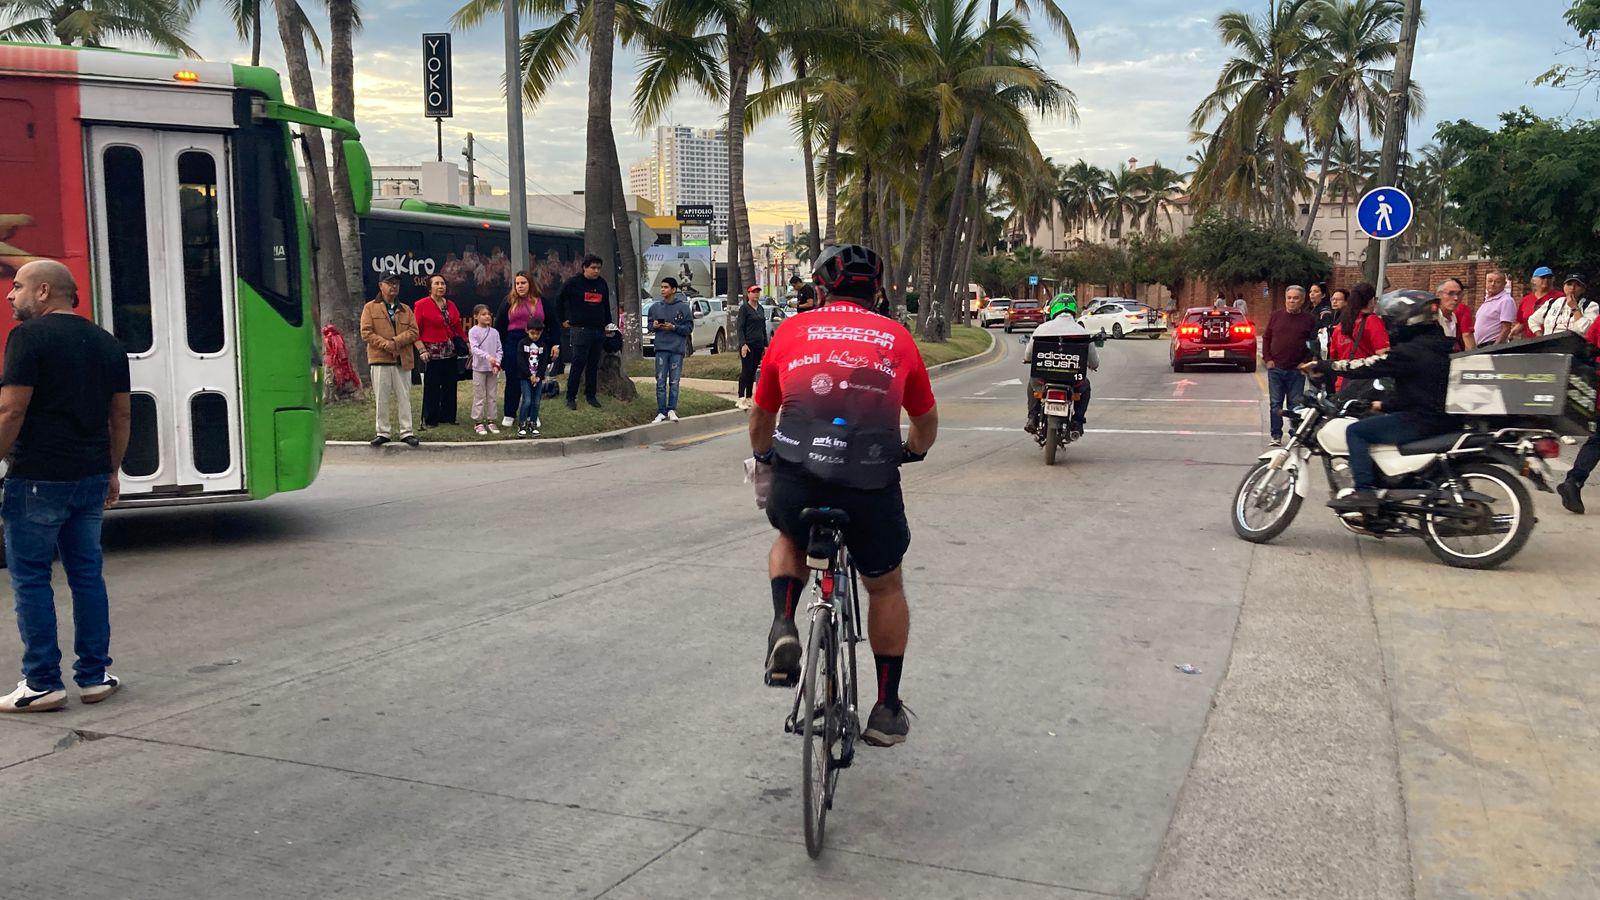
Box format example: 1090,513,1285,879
414,274,468,427
1327,282,1390,391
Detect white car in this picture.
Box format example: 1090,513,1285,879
1079,299,1165,339
641,297,731,355
980,298,1013,328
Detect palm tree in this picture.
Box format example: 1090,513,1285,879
1100,164,1143,242
1190,0,1318,227
1056,159,1107,243
1299,0,1418,241
0,0,198,53
270,0,355,350
326,0,365,334
1139,162,1185,236
641,0,823,303
215,0,321,67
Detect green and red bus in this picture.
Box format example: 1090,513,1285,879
0,42,370,506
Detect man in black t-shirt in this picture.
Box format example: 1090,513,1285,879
558,253,612,409
789,275,819,313
0,260,130,713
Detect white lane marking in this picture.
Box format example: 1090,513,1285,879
937,426,1261,436
1097,397,1259,404
993,378,1024,386
959,397,1006,401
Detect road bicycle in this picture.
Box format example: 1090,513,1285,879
781,506,863,858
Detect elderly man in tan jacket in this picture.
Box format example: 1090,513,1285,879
360,274,425,446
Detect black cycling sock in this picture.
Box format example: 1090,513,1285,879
771,576,803,622
875,655,904,713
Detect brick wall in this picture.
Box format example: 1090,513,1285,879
1329,260,1526,301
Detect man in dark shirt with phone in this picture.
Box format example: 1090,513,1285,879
0,260,131,713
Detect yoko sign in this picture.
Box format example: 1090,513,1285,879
423,34,453,118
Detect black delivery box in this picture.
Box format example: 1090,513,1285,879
1029,333,1095,382
1445,331,1597,435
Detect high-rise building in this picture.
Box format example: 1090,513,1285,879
629,125,730,241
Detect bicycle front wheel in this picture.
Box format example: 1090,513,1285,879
800,608,837,858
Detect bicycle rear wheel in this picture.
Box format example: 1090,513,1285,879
800,608,837,858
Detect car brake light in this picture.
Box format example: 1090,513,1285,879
1534,437,1561,459
1177,324,1201,338
1232,323,1254,338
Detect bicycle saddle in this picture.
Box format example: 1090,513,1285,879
801,507,851,528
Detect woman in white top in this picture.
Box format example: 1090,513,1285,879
1528,274,1597,337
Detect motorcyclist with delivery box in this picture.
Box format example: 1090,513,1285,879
1024,297,1100,440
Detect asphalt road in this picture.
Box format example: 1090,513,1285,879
0,331,1589,898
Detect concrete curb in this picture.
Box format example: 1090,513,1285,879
324,331,998,463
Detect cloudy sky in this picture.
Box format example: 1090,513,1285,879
180,0,1593,220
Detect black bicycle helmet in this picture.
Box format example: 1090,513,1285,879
1376,289,1440,328
812,243,883,300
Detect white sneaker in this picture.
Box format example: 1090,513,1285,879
80,673,120,704
651,414,668,424
0,679,66,713
668,410,680,422
736,398,750,410
535,418,542,429
501,416,514,428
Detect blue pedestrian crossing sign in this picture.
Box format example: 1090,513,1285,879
1356,186,1414,241
1028,275,1039,286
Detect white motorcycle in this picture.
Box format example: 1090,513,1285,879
1231,387,1561,569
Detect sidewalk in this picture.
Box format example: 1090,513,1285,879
1151,481,1600,899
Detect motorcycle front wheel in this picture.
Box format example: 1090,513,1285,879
1232,459,1302,542
1422,463,1534,569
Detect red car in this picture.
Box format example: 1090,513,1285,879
1005,299,1045,332
1171,307,1257,372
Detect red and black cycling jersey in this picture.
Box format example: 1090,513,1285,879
754,301,935,489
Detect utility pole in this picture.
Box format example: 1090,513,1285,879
462,132,476,206
503,1,529,273
1365,0,1421,285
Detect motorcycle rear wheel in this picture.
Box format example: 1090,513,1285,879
1232,459,1302,542
1421,463,1533,569
1044,417,1061,466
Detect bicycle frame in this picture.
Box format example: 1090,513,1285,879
784,526,863,761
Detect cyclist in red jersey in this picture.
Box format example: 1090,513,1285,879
747,244,938,747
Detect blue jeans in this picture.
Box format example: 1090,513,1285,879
1346,414,1444,491
1266,367,1305,438
518,378,543,424
4,475,113,692
655,350,684,414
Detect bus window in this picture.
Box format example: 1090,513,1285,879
190,392,231,474
124,393,159,477
235,122,302,326
177,151,225,355
102,145,153,354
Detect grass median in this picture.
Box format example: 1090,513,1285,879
624,324,993,382
324,380,734,443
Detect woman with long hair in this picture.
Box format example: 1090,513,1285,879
1327,282,1389,390
495,271,552,426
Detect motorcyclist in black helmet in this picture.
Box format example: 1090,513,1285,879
1303,289,1455,509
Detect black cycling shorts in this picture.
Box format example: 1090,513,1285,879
766,462,911,578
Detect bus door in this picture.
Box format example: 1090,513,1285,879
86,127,244,498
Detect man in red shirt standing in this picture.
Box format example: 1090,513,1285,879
1509,267,1562,340
748,244,939,747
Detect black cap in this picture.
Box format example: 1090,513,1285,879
379,273,402,286
1566,273,1586,286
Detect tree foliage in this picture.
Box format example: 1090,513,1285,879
1438,110,1600,277
1182,213,1331,286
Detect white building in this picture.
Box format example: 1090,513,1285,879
628,125,730,241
